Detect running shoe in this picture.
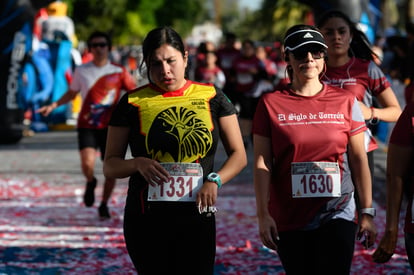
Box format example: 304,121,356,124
98,202,111,219
83,177,97,207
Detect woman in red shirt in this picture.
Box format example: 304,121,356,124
253,24,377,274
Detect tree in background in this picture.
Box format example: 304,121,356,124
40,0,414,46
65,0,207,45
235,0,310,42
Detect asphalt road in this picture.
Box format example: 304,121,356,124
1,130,410,275
0,129,387,203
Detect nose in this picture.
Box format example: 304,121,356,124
333,31,342,41
161,61,170,75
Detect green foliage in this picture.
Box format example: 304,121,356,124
272,0,311,39
154,0,206,36
70,0,131,43
233,0,310,42
61,0,313,47
219,0,240,35
66,0,206,45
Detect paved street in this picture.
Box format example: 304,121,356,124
0,129,387,202
0,130,411,274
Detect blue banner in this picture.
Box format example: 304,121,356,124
0,0,53,143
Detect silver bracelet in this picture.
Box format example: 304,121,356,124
361,207,376,217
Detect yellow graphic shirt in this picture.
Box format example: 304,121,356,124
129,82,216,163
109,80,236,188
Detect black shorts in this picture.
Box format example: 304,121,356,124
77,128,108,160
277,218,357,274
124,193,216,275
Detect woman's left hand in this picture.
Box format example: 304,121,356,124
196,181,218,209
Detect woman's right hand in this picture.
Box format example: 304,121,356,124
258,213,279,251
357,101,371,120
135,157,169,186
36,102,57,117
372,230,398,263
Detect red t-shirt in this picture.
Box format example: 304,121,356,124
216,47,240,79
194,66,225,89
389,101,414,233
232,55,263,94
70,61,136,129
252,84,367,231
322,57,391,151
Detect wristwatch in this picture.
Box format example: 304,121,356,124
207,172,222,189
369,107,379,125
361,208,376,217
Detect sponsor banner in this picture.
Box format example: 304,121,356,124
0,0,53,143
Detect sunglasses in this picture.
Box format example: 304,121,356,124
90,43,108,48
291,49,326,61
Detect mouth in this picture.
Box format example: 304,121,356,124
302,65,317,70
162,78,173,85
300,63,316,69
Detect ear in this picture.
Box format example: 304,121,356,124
184,50,189,67
284,52,289,62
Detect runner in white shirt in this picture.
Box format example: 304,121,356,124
37,31,137,219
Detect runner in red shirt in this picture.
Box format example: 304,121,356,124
216,32,240,102
232,39,269,147
194,50,226,89
253,24,377,274
317,10,401,178
373,101,414,270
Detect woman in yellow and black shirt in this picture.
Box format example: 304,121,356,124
103,26,247,275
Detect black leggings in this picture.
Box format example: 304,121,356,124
124,195,216,275
405,232,414,271
277,218,357,275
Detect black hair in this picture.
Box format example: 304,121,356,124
224,32,237,41
316,10,376,61
242,39,255,48
87,31,112,51
140,26,187,82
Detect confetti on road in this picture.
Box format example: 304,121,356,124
0,176,412,274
